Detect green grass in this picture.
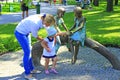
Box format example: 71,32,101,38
0,0,76,13
0,1,120,54
0,23,18,54
0,23,47,55
63,1,120,47
0,2,36,13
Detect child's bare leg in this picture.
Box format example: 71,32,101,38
52,57,58,69
45,58,49,70
44,58,50,74
50,57,58,74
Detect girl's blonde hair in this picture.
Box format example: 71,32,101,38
44,14,55,26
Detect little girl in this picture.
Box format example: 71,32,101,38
42,26,67,74
42,26,58,74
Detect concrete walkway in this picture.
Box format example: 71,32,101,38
0,46,120,80
0,3,75,24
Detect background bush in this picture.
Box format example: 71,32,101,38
0,0,120,54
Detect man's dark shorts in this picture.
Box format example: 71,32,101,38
21,3,28,11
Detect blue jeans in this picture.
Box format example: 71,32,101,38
14,30,34,75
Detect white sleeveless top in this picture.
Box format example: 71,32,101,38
43,37,56,57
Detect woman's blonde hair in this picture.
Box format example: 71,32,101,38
44,14,55,26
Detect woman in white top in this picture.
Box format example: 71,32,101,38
14,14,55,80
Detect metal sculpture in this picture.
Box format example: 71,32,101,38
32,7,120,70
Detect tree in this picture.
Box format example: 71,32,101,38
115,0,118,5
90,0,92,2
93,0,99,6
106,0,113,12
5,0,7,3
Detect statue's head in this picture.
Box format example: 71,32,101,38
74,7,82,18
57,7,66,18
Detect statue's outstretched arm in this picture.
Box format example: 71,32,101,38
61,23,69,31
72,18,86,33
69,23,76,31
54,24,61,32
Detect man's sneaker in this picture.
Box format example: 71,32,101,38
45,70,49,74
50,68,58,74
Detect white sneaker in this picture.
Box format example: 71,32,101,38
31,70,41,74
24,74,37,80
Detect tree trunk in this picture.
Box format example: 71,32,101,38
6,0,8,3
85,38,120,70
93,0,99,6
106,0,113,12
115,0,118,5
90,0,92,3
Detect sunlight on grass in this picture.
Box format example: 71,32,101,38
99,26,120,30
103,32,120,37
0,34,14,38
107,14,120,18
84,11,102,15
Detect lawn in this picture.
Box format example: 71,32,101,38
0,1,120,54
0,23,47,54
0,0,75,14
0,2,36,14
63,1,120,47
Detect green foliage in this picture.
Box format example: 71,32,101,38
0,0,76,13
0,43,7,55
0,2,35,13
63,1,120,47
0,0,120,54
0,23,19,54
67,0,76,5
0,23,47,54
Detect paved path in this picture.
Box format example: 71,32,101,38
0,46,120,80
0,3,75,24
